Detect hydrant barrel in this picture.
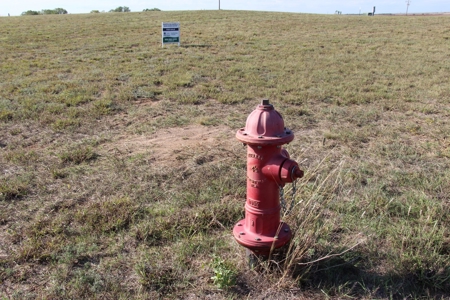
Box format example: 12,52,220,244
233,100,303,257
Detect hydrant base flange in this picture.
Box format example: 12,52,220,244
232,219,291,256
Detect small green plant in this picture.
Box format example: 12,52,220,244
0,175,30,201
0,109,13,121
92,99,114,116
52,118,80,131
210,255,236,289
59,146,98,164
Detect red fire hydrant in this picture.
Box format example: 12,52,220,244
233,99,303,258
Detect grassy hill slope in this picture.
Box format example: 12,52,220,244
1,10,450,299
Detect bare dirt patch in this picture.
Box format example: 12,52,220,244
101,124,239,167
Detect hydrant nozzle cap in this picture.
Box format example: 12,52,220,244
295,168,304,179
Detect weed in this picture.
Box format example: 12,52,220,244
52,118,80,131
58,146,98,164
0,175,31,201
0,109,13,121
91,99,114,116
51,168,68,179
4,150,39,165
199,117,220,126
210,255,237,289
75,196,140,234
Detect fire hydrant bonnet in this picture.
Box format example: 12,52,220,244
236,99,294,145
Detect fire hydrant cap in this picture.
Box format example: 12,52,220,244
236,99,294,145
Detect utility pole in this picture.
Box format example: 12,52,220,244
406,0,411,15
219,0,220,10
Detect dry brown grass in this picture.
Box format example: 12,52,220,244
1,10,450,299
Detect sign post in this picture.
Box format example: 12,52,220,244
162,22,180,47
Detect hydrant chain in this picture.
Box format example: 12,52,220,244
280,182,297,216
290,171,298,212
279,186,286,214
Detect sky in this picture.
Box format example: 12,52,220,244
2,0,450,17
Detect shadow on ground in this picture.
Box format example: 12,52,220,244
227,250,450,299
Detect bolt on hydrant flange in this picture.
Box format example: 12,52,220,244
233,99,303,258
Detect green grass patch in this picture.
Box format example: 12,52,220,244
59,146,98,164
1,10,450,299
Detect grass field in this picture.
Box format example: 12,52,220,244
1,10,450,299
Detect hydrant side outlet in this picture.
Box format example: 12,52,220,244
233,100,303,257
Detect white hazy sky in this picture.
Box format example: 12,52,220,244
2,0,449,16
